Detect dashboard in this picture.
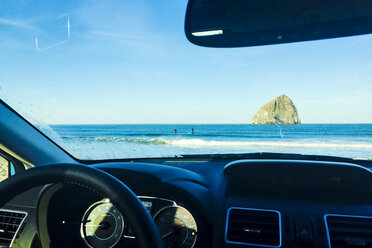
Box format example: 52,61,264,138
1,158,372,248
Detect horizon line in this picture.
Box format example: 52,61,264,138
47,122,372,125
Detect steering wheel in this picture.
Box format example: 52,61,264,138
0,163,165,248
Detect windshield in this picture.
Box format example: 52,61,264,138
1,0,372,160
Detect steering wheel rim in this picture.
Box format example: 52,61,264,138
0,163,164,248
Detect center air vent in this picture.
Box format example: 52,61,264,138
325,214,372,248
225,207,281,247
0,210,27,247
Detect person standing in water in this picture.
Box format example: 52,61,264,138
174,128,177,134
191,128,194,134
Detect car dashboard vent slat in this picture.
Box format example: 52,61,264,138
0,210,27,247
326,214,372,248
225,208,281,247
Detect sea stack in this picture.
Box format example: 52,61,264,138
252,95,301,125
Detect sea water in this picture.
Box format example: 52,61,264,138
49,124,372,160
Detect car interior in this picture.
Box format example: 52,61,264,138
1,0,372,248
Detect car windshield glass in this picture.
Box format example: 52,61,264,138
1,0,372,160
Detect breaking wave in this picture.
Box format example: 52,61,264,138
167,139,372,149
67,136,168,145
65,136,372,149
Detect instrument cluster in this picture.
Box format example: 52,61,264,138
79,196,198,248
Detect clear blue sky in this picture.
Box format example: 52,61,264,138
0,0,372,124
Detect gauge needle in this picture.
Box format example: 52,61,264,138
85,224,103,227
62,220,91,225
161,232,173,239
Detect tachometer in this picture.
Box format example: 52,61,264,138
80,199,124,248
154,205,197,248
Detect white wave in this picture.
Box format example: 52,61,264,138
166,138,372,149
68,136,372,149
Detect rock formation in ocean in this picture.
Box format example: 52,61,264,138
252,95,301,125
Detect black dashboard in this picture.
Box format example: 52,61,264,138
2,158,372,248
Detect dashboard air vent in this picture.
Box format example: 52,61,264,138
225,207,281,247
325,214,372,248
0,210,27,247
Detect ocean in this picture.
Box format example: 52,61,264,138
49,124,372,160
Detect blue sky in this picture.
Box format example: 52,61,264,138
0,0,372,124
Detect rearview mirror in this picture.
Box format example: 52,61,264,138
185,0,372,47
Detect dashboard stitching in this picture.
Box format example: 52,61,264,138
66,181,106,198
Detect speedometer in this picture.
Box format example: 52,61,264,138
80,199,124,248
154,205,197,248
